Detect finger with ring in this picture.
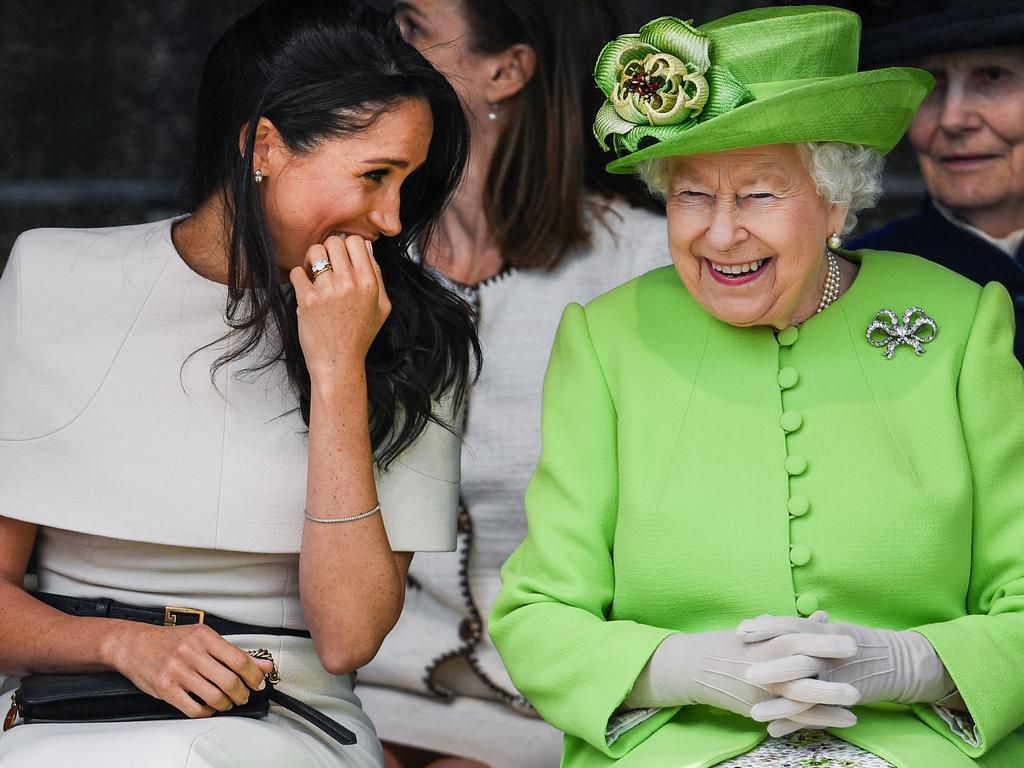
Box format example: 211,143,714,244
310,257,333,282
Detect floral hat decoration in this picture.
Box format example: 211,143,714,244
594,6,934,174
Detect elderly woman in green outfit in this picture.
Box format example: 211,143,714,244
490,7,1024,768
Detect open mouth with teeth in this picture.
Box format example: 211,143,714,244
706,257,771,284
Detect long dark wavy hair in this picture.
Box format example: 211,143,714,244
462,0,663,270
182,0,479,467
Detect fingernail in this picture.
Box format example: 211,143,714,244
257,678,267,690
367,240,374,257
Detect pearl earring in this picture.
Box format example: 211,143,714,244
254,169,264,185
827,232,842,250
487,102,498,121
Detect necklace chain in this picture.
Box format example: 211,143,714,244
816,251,841,314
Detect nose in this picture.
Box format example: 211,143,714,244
704,197,746,252
938,80,982,134
368,190,402,238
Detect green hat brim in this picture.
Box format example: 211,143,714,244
605,66,933,174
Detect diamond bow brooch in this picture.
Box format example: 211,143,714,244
866,307,938,359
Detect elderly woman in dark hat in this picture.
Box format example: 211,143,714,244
852,0,1024,364
490,6,1024,768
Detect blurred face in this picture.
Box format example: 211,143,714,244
666,144,847,330
260,98,432,273
393,0,492,126
908,47,1024,235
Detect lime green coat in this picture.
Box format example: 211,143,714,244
489,250,1024,768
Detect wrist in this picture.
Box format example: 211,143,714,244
895,630,954,704
97,619,134,671
309,368,367,399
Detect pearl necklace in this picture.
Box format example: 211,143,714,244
816,251,841,314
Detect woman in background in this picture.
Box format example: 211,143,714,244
852,0,1024,363
355,2,668,766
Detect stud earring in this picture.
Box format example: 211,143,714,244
254,169,264,184
827,232,842,250
487,102,498,121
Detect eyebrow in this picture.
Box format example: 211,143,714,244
362,158,412,168
394,1,426,22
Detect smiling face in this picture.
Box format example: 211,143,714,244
908,47,1024,236
257,98,433,273
666,144,847,330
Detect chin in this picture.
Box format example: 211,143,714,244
704,302,770,329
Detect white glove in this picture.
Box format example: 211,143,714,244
741,613,954,710
624,625,861,736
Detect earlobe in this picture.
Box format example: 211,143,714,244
828,203,850,239
240,117,284,179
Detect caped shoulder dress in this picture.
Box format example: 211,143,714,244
0,219,462,768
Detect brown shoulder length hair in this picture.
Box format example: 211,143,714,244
464,0,662,271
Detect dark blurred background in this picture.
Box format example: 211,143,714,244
0,0,922,271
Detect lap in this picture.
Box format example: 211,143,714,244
0,712,381,768
715,731,894,767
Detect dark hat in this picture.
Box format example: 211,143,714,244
852,0,1024,68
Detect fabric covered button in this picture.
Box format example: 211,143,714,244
796,594,818,616
788,496,810,517
780,411,803,433
777,326,799,346
778,367,799,389
790,544,812,566
785,455,807,475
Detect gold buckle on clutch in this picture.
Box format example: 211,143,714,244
164,606,206,626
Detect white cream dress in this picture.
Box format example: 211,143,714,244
0,220,463,767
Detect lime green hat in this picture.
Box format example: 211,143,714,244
594,5,934,174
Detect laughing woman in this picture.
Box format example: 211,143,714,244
0,1,476,766
491,7,1024,768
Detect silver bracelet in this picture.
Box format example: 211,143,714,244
303,503,381,524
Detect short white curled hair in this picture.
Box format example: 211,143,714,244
636,142,885,234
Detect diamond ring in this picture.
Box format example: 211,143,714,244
310,258,333,282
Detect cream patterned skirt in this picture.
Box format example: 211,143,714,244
715,731,894,767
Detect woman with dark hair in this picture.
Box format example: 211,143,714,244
0,1,476,766
353,2,668,767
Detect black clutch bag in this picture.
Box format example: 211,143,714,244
5,672,355,745
10,672,270,724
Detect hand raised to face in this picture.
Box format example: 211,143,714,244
290,235,392,380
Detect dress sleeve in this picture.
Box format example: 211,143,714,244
488,302,677,758
912,281,1024,755
375,392,463,553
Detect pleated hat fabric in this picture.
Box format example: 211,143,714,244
596,5,934,174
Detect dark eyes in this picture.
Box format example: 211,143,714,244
980,66,1008,83
363,169,389,184
395,13,421,40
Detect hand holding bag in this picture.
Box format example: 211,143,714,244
3,595,358,746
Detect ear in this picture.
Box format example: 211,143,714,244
484,43,537,104
239,117,285,178
827,202,850,239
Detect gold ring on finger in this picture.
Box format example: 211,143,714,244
310,258,333,282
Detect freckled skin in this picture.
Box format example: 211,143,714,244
908,47,1024,238
260,98,434,277
665,144,849,330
